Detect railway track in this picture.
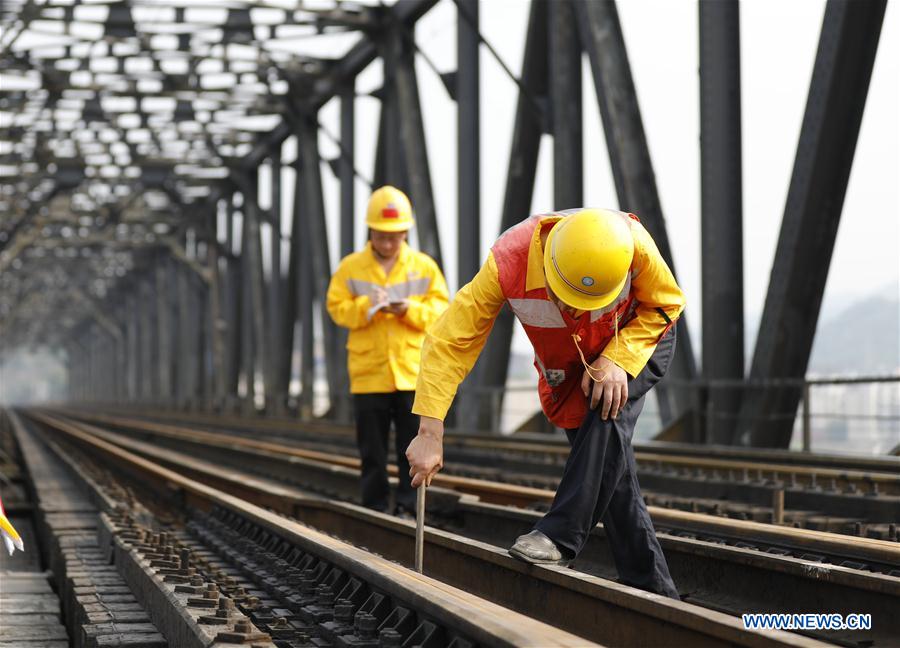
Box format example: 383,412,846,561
64,408,900,540
6,410,597,648
92,406,900,474
24,409,900,647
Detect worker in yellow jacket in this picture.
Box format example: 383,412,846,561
406,208,683,598
327,186,449,517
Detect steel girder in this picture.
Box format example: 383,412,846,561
456,0,481,287
470,0,549,428
297,115,348,421
268,155,286,413
576,0,698,427
737,0,887,448
549,0,584,210
699,0,745,444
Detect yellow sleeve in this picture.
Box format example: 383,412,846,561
412,252,506,420
403,258,450,332
601,223,686,377
326,261,372,330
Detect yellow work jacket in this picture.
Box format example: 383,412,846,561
327,242,449,394
412,216,685,422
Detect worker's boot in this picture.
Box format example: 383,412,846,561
508,530,570,566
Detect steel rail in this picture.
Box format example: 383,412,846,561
20,411,596,648
80,405,900,475
36,411,900,571
62,410,900,522
28,410,834,648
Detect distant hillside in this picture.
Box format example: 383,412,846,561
808,294,900,375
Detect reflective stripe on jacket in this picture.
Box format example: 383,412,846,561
327,241,449,394
412,210,685,427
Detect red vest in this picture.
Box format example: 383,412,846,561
492,211,639,428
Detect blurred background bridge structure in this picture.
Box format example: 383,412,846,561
1,0,897,452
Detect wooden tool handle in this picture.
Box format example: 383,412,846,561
415,484,425,573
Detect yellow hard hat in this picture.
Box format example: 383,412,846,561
366,185,414,232
543,209,634,311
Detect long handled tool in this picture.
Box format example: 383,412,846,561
415,484,426,573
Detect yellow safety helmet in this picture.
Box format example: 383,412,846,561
366,185,414,232
543,209,634,311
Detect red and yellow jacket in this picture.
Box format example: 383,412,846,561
412,211,685,428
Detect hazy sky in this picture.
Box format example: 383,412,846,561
261,0,899,366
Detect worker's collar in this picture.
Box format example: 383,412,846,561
365,240,411,267
525,215,563,292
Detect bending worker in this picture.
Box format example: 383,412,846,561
406,208,683,598
327,186,448,518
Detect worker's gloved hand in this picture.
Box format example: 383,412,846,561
373,287,389,308
407,416,444,487
581,357,628,420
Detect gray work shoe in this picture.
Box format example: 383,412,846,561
508,531,570,565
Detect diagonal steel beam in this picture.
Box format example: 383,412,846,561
470,0,549,430
737,0,887,448
575,0,697,427
384,18,442,267
242,0,439,171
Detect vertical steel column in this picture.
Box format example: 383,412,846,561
576,0,697,426
373,104,388,188
71,339,83,402
281,160,301,408
383,78,408,189
195,270,211,410
298,115,348,420
738,0,887,448
340,82,356,258
238,205,256,413
236,176,270,411
86,327,96,403
549,0,583,209
224,196,243,410
147,274,161,404
140,278,156,403
268,156,285,412
155,254,173,406
295,162,315,418
127,291,140,402
335,82,356,421
168,260,185,406
457,0,480,285
178,262,199,408
453,0,483,429
700,0,744,444
473,0,549,428
116,308,128,404
208,205,227,410
387,22,443,267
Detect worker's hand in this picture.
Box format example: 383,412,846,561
373,287,389,307
407,416,444,487
383,299,409,316
581,357,629,420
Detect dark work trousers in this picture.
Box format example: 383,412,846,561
534,328,680,599
353,391,418,513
